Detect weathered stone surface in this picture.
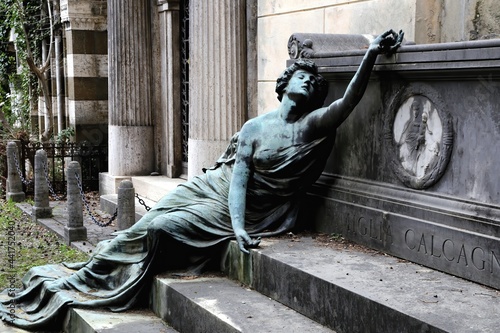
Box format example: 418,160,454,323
63,1,108,145
117,180,135,230
223,239,500,333
66,54,108,78
108,0,155,177
256,1,500,114
32,150,52,219
60,0,107,31
299,38,500,290
6,142,25,203
65,308,177,333
188,0,247,178
65,161,87,244
469,0,500,40
152,276,333,333
67,30,108,54
153,2,183,178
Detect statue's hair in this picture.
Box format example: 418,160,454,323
275,59,329,110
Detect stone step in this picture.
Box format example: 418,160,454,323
64,308,178,333
100,193,152,222
100,176,185,221
222,237,500,333
131,176,185,203
151,275,334,333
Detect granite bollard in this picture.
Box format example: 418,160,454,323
117,180,136,230
6,141,25,202
32,150,53,219
64,161,87,244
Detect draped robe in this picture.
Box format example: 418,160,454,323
0,132,335,331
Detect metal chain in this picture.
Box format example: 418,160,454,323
75,172,117,227
43,161,65,201
12,151,33,186
135,193,151,211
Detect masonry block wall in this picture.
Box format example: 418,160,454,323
61,0,108,145
256,0,500,115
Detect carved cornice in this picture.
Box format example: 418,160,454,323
288,33,375,59
62,17,107,31
60,0,107,31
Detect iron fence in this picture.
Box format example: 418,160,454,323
19,141,108,195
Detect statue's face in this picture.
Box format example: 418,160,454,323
286,69,317,100
411,102,422,118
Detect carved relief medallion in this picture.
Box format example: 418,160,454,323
385,84,453,189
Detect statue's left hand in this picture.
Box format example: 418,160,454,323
234,228,261,254
373,29,404,55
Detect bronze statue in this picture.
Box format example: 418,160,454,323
0,29,403,331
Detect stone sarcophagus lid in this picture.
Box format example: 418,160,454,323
292,33,500,290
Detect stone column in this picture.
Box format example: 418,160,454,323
64,161,87,244
188,0,247,178
6,142,25,202
32,150,53,219
108,0,155,176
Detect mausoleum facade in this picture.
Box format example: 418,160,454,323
46,0,500,289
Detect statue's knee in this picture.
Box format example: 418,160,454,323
147,218,162,235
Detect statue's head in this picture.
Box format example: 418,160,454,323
276,59,329,111
410,97,423,118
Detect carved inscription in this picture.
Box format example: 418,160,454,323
345,213,393,245
404,229,500,273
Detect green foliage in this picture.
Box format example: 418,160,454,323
56,127,75,143
0,0,53,138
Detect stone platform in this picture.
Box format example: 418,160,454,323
56,237,500,332
4,175,499,332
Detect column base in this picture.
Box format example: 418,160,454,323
7,192,25,203
32,206,53,220
108,125,155,176
64,226,88,245
187,139,230,179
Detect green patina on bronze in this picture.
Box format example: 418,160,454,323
0,30,403,331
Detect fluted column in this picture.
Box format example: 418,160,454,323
108,0,155,176
188,0,247,178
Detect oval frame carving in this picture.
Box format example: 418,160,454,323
384,83,454,190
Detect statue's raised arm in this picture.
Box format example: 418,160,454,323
307,29,404,135
229,29,403,253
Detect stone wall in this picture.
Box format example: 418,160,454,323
256,0,500,115
298,39,500,290
60,0,108,144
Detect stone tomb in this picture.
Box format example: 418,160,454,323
290,34,500,290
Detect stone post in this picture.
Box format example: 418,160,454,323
188,0,247,178
32,150,53,219
108,0,155,176
117,180,135,230
6,141,25,202
64,161,87,244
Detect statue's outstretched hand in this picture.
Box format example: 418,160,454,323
372,29,404,55
234,228,261,254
